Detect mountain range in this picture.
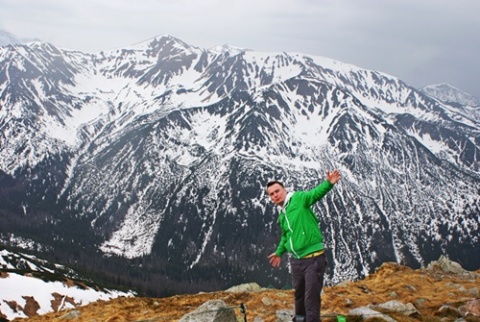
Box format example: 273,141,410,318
0,32,479,298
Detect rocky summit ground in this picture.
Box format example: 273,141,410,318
10,257,480,322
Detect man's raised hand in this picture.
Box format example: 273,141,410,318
326,169,341,184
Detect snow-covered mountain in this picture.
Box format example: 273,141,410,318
421,83,480,107
0,35,479,297
0,30,23,47
0,248,134,320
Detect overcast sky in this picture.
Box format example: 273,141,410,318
1,0,479,97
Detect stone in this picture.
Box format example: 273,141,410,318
404,284,417,292
413,298,428,309
225,283,263,293
467,287,479,297
387,291,399,298
261,297,273,306
59,310,81,319
427,256,472,276
349,306,397,322
466,299,480,316
344,298,354,307
375,300,419,316
437,304,460,318
178,300,237,322
276,309,294,322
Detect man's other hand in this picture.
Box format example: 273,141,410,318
268,253,282,267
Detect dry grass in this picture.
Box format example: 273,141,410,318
11,262,480,322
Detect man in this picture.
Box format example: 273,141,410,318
266,170,341,322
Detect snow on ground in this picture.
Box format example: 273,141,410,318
0,271,133,320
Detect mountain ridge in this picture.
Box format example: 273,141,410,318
0,30,23,47
421,83,480,107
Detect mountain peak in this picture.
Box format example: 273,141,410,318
0,29,23,46
421,82,480,107
127,34,194,51
209,44,247,55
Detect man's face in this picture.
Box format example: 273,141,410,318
267,183,287,206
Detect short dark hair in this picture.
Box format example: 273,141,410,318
266,180,284,189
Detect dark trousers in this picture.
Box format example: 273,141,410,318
290,254,326,322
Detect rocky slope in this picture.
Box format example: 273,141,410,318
10,257,480,322
0,249,134,321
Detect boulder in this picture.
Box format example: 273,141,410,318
426,256,472,276
225,282,263,293
179,300,237,322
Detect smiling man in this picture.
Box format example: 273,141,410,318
266,169,341,322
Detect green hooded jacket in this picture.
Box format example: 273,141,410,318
275,180,334,259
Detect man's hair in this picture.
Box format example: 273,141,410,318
266,180,284,189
